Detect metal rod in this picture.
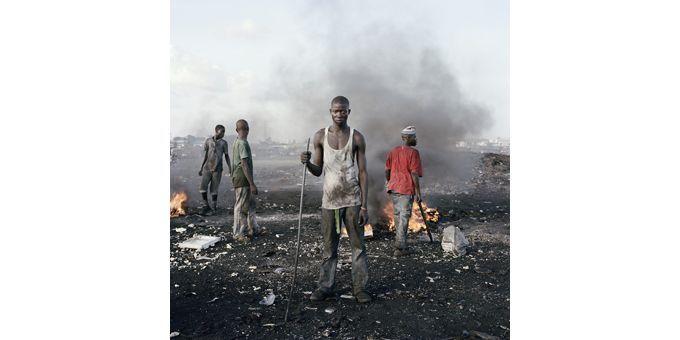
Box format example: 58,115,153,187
284,138,310,323
417,201,434,243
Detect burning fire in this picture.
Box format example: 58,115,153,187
364,224,373,238
364,200,441,234
317,199,441,238
170,192,188,218
341,221,374,239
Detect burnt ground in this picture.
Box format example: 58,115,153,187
170,150,510,339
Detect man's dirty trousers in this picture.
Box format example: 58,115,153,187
390,192,414,250
317,205,368,294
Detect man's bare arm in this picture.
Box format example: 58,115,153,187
224,148,232,176
355,131,369,224
300,129,325,177
199,149,208,176
241,158,257,195
411,172,421,202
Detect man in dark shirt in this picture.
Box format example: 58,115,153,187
198,124,231,214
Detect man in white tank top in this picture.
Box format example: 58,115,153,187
300,96,372,304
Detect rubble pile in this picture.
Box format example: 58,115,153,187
467,153,510,193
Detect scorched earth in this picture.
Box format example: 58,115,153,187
170,146,509,340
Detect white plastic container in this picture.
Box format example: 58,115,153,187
178,235,221,249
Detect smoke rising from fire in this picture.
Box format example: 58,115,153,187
263,22,493,216
171,7,498,220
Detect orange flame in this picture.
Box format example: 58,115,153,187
383,200,440,233
170,192,188,218
325,200,440,237
341,222,374,239
364,224,373,238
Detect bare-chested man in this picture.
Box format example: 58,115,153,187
300,96,372,303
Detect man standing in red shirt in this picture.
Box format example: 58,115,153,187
385,126,423,256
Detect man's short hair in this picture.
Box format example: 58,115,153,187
331,96,350,107
236,119,248,130
215,124,225,132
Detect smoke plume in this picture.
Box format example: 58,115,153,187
171,10,495,220
264,22,493,217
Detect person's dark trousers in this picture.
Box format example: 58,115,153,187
317,205,369,295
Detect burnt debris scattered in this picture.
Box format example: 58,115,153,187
171,150,510,339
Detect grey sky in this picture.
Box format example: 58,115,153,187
171,0,508,140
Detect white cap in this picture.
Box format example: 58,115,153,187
401,125,416,135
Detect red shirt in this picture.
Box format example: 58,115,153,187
385,145,423,195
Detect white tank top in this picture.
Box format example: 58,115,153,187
322,127,362,209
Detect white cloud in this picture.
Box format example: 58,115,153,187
223,19,266,38
170,47,257,137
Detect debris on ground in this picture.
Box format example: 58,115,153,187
259,292,276,306
170,151,509,339
195,252,222,261
470,330,502,340
441,226,469,257
178,235,221,250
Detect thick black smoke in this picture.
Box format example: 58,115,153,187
266,23,493,220
172,14,496,221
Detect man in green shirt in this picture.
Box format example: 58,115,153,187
231,119,265,242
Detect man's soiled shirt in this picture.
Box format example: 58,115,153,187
231,138,254,188
385,145,423,195
203,136,229,172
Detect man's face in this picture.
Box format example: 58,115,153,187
216,129,225,139
237,124,249,138
329,103,350,125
